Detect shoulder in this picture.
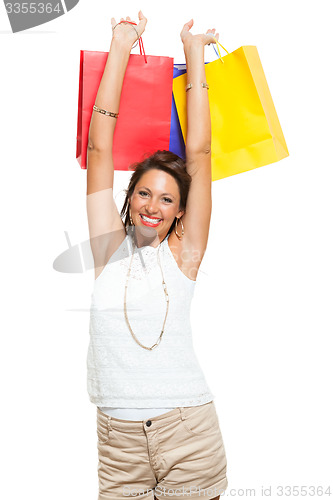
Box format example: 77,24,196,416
166,231,204,282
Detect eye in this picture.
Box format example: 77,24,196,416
163,197,173,203
139,191,148,197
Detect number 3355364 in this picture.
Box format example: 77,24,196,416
5,3,62,14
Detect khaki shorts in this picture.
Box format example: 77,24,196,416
96,401,228,499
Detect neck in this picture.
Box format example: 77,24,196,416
131,228,168,249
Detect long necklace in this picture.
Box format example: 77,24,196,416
124,235,169,351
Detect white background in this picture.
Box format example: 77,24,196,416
1,0,332,499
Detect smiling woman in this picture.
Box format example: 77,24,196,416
119,149,191,243
85,10,228,500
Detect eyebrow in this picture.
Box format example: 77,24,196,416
137,186,176,200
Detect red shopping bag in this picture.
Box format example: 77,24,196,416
76,40,174,170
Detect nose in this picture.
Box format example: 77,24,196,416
146,199,160,215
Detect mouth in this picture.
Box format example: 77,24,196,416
139,214,163,227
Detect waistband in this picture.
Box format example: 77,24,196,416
97,401,213,433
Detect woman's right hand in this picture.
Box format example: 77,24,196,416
111,11,147,48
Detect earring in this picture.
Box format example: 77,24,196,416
174,217,184,240
129,208,134,226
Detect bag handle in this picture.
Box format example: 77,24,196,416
118,20,147,64
211,37,230,64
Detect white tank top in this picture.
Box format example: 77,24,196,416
87,231,214,408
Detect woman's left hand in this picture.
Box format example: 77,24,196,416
180,19,219,48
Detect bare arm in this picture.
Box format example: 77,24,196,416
184,39,211,159
176,21,219,258
87,12,147,195
86,12,147,278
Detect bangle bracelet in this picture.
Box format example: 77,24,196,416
186,82,209,92
112,21,140,49
93,104,119,118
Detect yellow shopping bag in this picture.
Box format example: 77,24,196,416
173,40,289,181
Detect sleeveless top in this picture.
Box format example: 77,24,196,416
87,231,214,408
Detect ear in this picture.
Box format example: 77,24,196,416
176,209,185,219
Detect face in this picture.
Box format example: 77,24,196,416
129,169,184,240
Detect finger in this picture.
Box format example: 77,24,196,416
206,31,217,46
138,10,147,28
111,17,116,28
182,19,194,31
126,16,131,20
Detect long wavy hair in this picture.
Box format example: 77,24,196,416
120,150,192,237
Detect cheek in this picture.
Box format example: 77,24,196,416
131,197,141,209
162,205,178,218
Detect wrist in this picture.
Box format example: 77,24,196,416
183,38,205,54
109,36,134,53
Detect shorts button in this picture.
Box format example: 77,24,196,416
146,420,152,427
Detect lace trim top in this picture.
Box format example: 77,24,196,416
87,232,214,408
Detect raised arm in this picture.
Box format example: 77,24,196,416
176,21,219,261
86,12,147,279
87,12,147,194
182,21,217,158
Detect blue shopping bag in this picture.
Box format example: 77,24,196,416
169,64,187,160
169,63,210,160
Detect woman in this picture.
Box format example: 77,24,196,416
86,11,228,500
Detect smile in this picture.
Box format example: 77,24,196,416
139,214,163,226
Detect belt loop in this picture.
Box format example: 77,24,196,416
179,407,186,421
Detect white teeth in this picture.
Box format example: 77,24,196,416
141,214,162,224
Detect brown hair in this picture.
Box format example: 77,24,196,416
120,150,191,237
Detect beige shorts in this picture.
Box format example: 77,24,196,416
96,401,228,499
